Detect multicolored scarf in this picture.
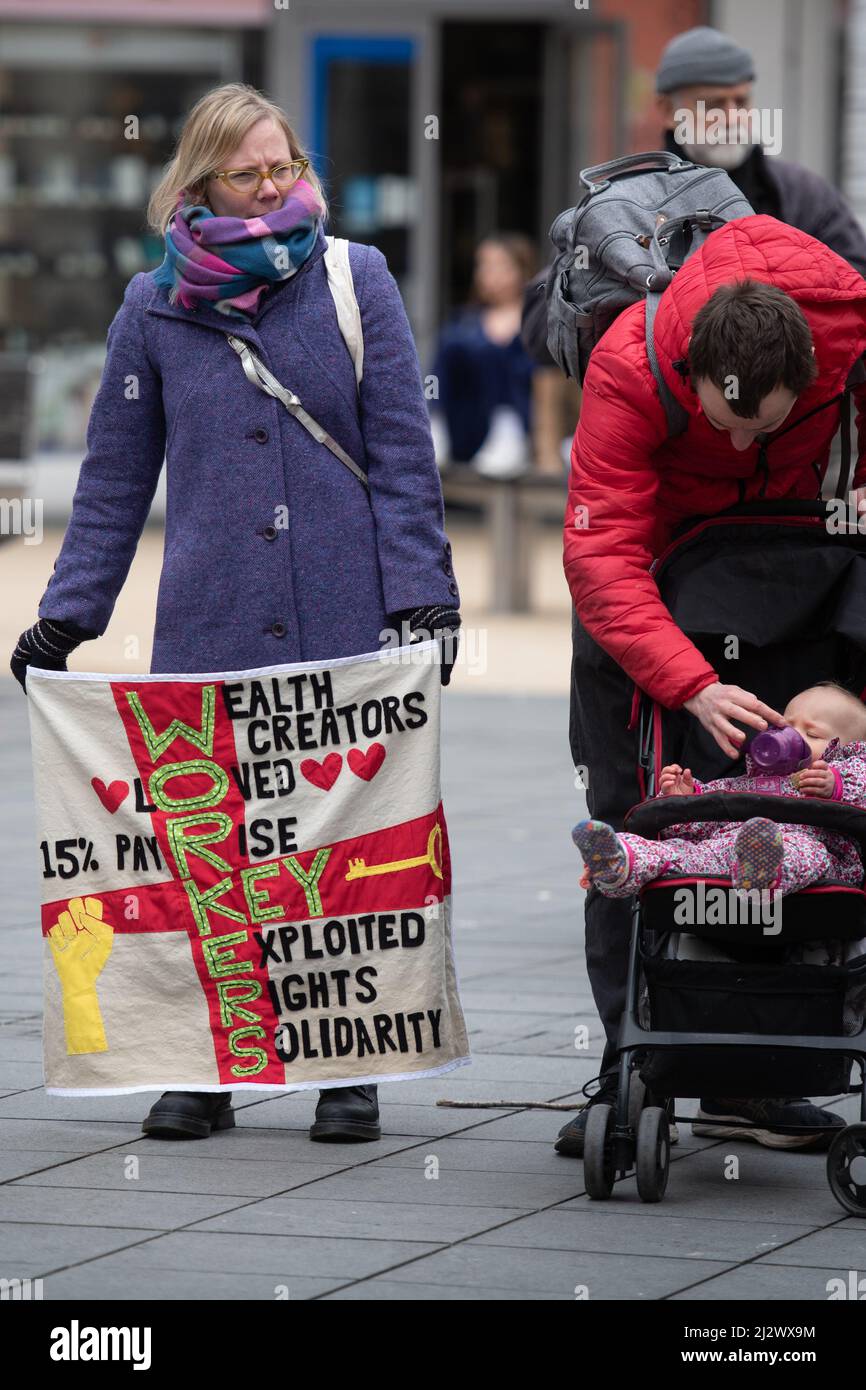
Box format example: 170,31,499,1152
152,177,326,318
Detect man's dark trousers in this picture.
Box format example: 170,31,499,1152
569,609,643,1079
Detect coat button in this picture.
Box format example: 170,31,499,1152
444,540,452,556
263,525,278,541
447,581,458,597
254,427,269,443
271,622,286,637
443,561,453,576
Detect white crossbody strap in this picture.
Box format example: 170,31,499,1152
323,235,364,389
225,334,369,492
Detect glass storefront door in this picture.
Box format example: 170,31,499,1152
309,34,417,292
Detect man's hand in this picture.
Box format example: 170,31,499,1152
793,759,835,798
682,681,785,759
658,764,696,797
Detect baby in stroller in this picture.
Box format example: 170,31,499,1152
573,681,866,898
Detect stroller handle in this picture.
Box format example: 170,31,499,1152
624,791,866,865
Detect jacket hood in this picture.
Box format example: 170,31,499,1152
654,215,866,415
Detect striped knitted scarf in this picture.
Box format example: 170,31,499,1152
152,178,326,318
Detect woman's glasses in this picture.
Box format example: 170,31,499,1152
211,159,310,195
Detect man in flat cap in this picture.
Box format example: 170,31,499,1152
523,25,866,364
655,25,866,273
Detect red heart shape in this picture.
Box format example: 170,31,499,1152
91,778,129,814
347,744,386,781
300,753,343,791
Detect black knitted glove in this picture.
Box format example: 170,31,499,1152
391,605,461,686
10,618,98,692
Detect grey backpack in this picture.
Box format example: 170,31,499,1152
545,151,754,434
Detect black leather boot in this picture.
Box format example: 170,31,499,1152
310,1085,381,1142
141,1091,235,1139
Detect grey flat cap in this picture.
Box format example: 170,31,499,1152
656,25,755,93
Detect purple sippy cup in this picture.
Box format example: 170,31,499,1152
747,724,812,776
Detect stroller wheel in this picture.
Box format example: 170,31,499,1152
636,1107,671,1204
584,1103,615,1199
827,1124,866,1217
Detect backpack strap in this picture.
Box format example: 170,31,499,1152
225,333,369,493
836,353,866,500
645,290,689,438
732,353,866,502
323,235,363,390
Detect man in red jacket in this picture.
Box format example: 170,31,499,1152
559,214,866,1157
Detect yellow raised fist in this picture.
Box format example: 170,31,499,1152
48,896,114,1055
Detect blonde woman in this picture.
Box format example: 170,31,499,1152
12,83,461,1143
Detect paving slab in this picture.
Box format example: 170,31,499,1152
0,1062,45,1088
755,1224,866,1269
561,1181,844,1225
667,1262,856,1301
0,1183,253,1229
57,1230,446,1278
372,1136,592,1175
253,1162,583,1208
0,1150,107,1182
190,1195,535,1243
321,1278,569,1300
41,1262,346,1301
12,1152,350,1196
0,1119,151,1151
324,1243,731,1299
0,1220,154,1270
469,1208,816,1261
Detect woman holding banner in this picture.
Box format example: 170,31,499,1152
11,83,461,1143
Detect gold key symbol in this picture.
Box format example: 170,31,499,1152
345,824,443,882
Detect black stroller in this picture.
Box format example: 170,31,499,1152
582,500,866,1214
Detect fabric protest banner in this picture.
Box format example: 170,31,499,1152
26,640,470,1095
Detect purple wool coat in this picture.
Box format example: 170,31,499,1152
38,224,460,674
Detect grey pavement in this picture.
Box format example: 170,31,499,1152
0,681,861,1302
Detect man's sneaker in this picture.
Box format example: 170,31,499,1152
555,1082,679,1157
693,1096,845,1151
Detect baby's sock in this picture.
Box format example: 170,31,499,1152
572,819,631,889
731,817,784,892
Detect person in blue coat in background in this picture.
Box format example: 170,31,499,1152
429,233,538,478
11,82,461,1145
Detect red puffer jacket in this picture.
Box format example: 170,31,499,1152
563,214,866,709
